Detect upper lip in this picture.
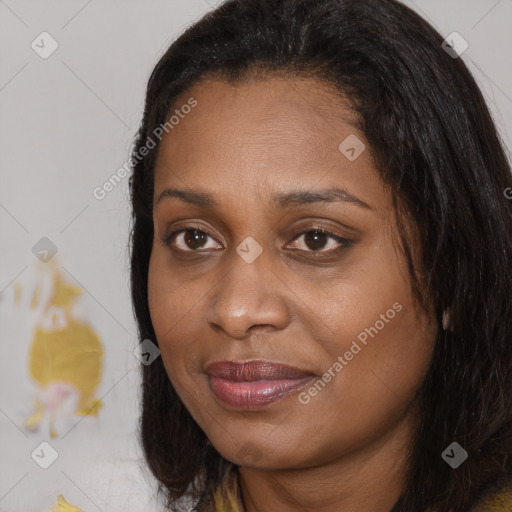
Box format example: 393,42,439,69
205,360,314,382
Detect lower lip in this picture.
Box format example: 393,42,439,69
208,376,314,409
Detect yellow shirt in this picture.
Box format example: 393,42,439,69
195,469,512,512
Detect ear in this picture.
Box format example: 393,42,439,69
442,309,451,331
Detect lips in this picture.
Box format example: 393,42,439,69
205,360,315,409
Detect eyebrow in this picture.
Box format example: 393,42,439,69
156,187,371,210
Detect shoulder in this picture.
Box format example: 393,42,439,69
472,481,512,512
192,467,242,512
191,489,215,512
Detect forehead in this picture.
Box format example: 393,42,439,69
157,74,357,154
153,75,389,214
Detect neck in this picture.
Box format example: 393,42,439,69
237,407,416,512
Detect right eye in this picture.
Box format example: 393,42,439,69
163,227,223,252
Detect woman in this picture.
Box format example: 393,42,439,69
129,0,512,510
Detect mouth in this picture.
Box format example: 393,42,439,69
205,360,315,409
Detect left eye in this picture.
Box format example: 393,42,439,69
288,228,350,253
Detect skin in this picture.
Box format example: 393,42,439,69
148,75,438,512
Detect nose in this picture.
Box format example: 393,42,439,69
205,243,291,340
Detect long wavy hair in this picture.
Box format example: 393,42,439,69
128,0,512,510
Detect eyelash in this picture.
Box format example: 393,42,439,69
163,225,353,255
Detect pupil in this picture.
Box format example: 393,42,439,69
185,230,206,249
306,231,327,251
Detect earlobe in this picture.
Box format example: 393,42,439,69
442,309,451,331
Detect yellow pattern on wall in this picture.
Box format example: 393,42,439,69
22,262,104,438
48,494,84,512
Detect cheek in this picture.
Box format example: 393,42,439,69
147,251,190,376
323,301,435,413
304,247,436,432
347,306,435,397
147,248,211,404
148,247,197,340
148,251,172,339
288,307,436,464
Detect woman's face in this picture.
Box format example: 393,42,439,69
148,75,438,470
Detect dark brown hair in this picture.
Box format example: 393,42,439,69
129,0,512,510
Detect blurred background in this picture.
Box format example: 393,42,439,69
0,1,511,511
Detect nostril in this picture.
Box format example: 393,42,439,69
248,324,271,336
